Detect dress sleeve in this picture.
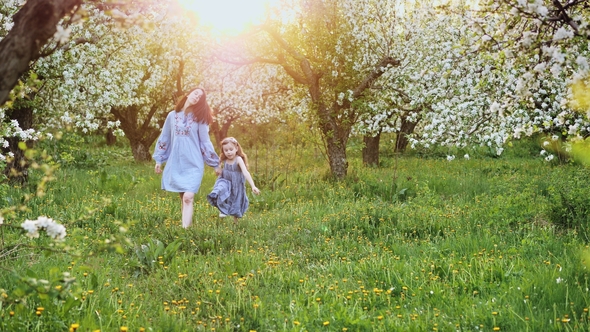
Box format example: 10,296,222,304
152,112,173,164
197,122,220,167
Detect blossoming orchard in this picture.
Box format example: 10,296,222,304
1,0,589,176
2,1,590,331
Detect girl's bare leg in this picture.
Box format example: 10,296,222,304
180,192,195,228
233,216,238,224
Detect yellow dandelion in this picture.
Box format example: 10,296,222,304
323,321,330,326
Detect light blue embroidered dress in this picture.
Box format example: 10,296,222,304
152,110,219,193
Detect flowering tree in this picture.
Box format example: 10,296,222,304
25,2,212,161
229,0,403,178
355,0,590,163
202,57,296,146
0,0,149,107
0,0,162,175
467,0,590,151
0,0,81,107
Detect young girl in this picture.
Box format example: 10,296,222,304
207,137,260,223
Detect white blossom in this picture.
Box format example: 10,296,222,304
20,217,66,240
53,25,71,44
553,27,574,41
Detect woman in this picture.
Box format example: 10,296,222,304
153,88,221,228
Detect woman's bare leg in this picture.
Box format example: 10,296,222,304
179,192,184,216
180,192,195,228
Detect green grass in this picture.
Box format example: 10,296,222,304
1,138,590,331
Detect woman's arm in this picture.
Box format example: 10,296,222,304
153,112,174,171
196,123,221,174
236,157,260,194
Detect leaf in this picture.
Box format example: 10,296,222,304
61,296,80,315
25,269,37,278
12,287,26,297
90,274,99,289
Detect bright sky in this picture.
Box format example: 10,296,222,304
177,0,280,35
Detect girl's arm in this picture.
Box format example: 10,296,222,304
236,157,260,195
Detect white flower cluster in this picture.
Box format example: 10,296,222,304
20,216,67,240
0,114,42,161
203,50,297,125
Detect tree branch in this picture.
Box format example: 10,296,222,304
262,26,315,85
351,56,400,100
0,0,83,106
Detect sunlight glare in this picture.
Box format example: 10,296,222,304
177,0,279,35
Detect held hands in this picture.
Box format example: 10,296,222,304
252,186,261,195
155,163,162,174
215,166,222,176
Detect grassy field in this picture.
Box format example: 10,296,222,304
1,137,590,331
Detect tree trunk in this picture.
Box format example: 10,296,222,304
362,132,381,166
0,0,81,106
105,129,117,146
395,115,420,153
325,135,348,179
217,120,233,146
3,106,34,184
129,139,152,162
111,105,164,162
210,110,236,147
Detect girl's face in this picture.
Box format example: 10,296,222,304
222,143,238,160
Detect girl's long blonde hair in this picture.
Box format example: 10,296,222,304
220,137,249,169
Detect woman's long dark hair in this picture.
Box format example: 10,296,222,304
174,88,213,124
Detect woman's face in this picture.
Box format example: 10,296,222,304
185,89,202,108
